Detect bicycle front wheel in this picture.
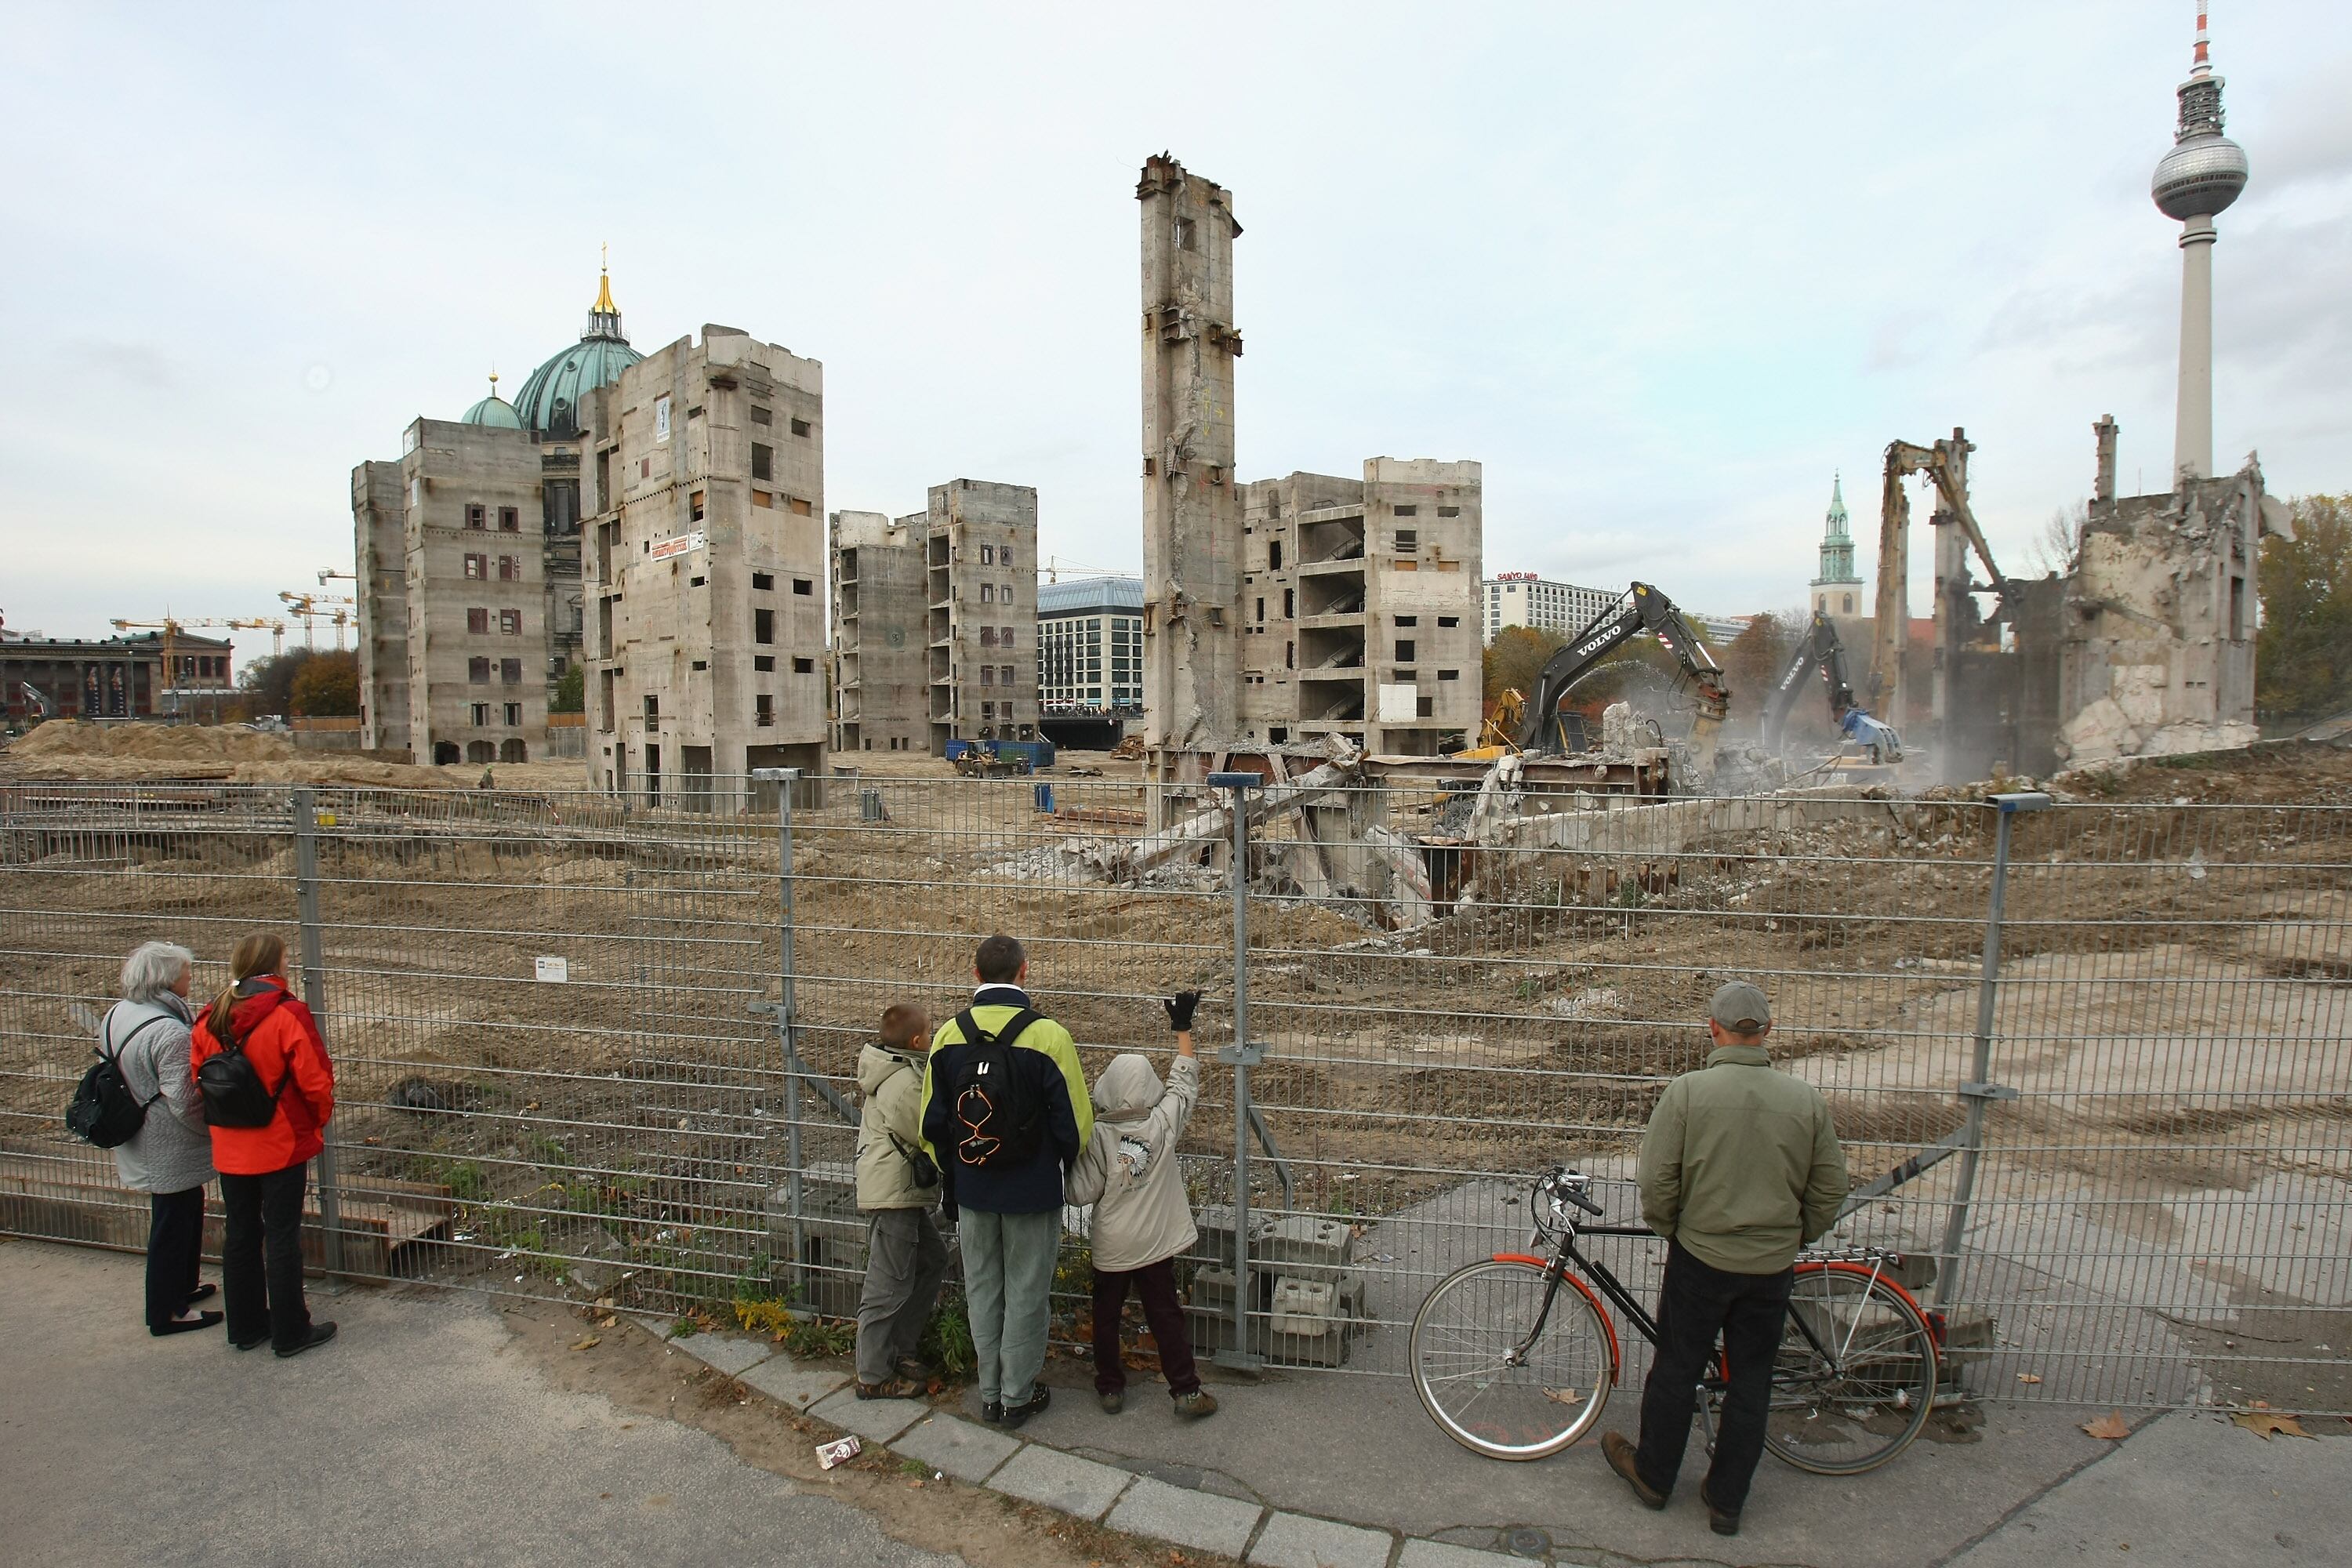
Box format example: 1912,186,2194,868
1763,1262,1939,1475
1410,1258,1615,1461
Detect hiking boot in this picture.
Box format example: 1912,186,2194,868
1601,1432,1666,1510
1700,1482,1740,1537
1172,1389,1218,1421
980,1399,1004,1425
1098,1389,1125,1414
895,1355,935,1385
996,1387,1051,1430
856,1377,921,1401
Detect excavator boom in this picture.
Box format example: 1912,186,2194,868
1515,582,1731,774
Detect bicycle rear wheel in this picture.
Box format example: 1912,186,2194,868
1762,1262,1938,1475
1410,1258,1615,1461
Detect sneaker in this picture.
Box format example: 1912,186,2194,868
1601,1432,1666,1510
1171,1389,1218,1421
1700,1482,1740,1537
1098,1389,1125,1414
275,1322,338,1360
996,1387,1051,1430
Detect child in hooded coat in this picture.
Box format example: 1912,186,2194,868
1067,990,1217,1418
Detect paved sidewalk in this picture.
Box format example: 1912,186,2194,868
659,1308,2352,1568
0,1241,960,1568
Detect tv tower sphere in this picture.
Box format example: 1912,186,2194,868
2152,15,2248,220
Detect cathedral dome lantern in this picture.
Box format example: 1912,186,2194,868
513,258,644,437
459,371,524,429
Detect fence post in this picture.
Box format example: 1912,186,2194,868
1208,771,1265,1370
753,768,806,1298
1933,791,2049,1308
292,787,346,1282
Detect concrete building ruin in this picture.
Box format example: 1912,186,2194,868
828,480,1039,755
353,270,626,761
580,324,829,795
1138,154,1482,768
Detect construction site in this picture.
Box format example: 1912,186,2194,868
2,19,2346,1443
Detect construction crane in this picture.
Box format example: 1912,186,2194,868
220,617,288,658
108,616,244,718
278,592,358,651
1762,612,1902,764
318,568,357,590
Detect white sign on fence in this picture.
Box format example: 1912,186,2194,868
534,956,570,983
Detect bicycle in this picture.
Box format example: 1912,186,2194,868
1410,1167,1941,1472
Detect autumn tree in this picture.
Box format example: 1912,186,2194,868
1482,625,1566,707
287,651,359,717
1719,612,1800,736
2257,494,2352,726
553,663,586,713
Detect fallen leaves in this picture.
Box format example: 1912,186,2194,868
2234,1412,2314,1440
2080,1411,2132,1440
1541,1387,1584,1405
2016,1373,2043,1385
570,1334,601,1352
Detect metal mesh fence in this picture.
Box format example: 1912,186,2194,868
2,772,2343,1411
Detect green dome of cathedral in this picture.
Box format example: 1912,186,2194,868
460,373,524,429
513,267,642,437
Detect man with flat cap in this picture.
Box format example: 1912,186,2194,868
1602,979,1847,1538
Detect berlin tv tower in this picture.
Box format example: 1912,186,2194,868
2151,4,2249,484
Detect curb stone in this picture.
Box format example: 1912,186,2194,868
891,1413,1023,1484
808,1385,931,1445
985,1443,1137,1520
1246,1511,1398,1568
679,1333,777,1377
1104,1475,1266,1559
737,1354,851,1410
1397,1539,1532,1568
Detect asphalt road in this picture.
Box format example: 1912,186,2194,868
0,1240,962,1568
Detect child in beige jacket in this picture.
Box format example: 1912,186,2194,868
1068,990,1216,1418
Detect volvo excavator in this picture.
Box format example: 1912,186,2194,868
1462,582,1732,777
1762,613,1901,764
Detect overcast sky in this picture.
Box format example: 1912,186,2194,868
5,2,2347,659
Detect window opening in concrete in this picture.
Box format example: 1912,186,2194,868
754,608,775,644
499,555,520,580
751,445,772,481
599,670,615,730
470,702,489,726
467,608,489,634
691,659,707,671
792,656,814,673
435,741,459,764
466,740,494,764
1396,640,1417,661
1270,726,1288,744
641,458,652,479
466,505,486,530
1394,504,1418,517
999,625,1013,644
981,627,997,648
1417,695,1435,717
689,575,706,587
499,506,520,532
1394,528,1418,551
654,395,671,442
500,609,521,635
789,497,811,516
463,554,484,579
1438,615,1459,627
501,658,521,684
752,572,774,591
1256,597,1265,622
981,545,995,564
756,693,774,727
644,695,659,730
1438,505,1460,517
504,701,522,725
793,579,812,596
1439,668,1460,681
753,655,775,672
1269,541,1283,569
751,405,772,426
1000,665,1015,684
1396,615,1418,627
468,657,490,683
790,417,811,437
499,738,526,763
1000,546,1014,568
2231,575,2247,639
982,666,996,686
982,583,994,603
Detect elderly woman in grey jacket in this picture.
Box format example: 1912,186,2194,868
107,941,221,1336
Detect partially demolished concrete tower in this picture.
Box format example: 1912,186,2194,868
1138,155,1244,751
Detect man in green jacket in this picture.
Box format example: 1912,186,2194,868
1603,981,1846,1538
852,1002,945,1400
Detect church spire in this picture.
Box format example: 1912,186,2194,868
586,245,626,341
1810,471,1864,614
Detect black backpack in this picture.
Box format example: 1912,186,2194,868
944,1008,1044,1171
64,1011,168,1149
197,987,297,1130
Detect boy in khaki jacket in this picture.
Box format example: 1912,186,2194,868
853,1003,946,1399
1067,990,1217,1419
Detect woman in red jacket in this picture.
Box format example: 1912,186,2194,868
187,932,338,1358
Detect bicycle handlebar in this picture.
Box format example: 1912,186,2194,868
1540,1167,1608,1217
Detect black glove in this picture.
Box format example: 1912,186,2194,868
1163,990,1202,1032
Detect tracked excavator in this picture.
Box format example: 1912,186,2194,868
1762,613,1901,764
1463,582,1732,777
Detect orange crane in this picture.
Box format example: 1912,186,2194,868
108,616,245,718
278,592,358,651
